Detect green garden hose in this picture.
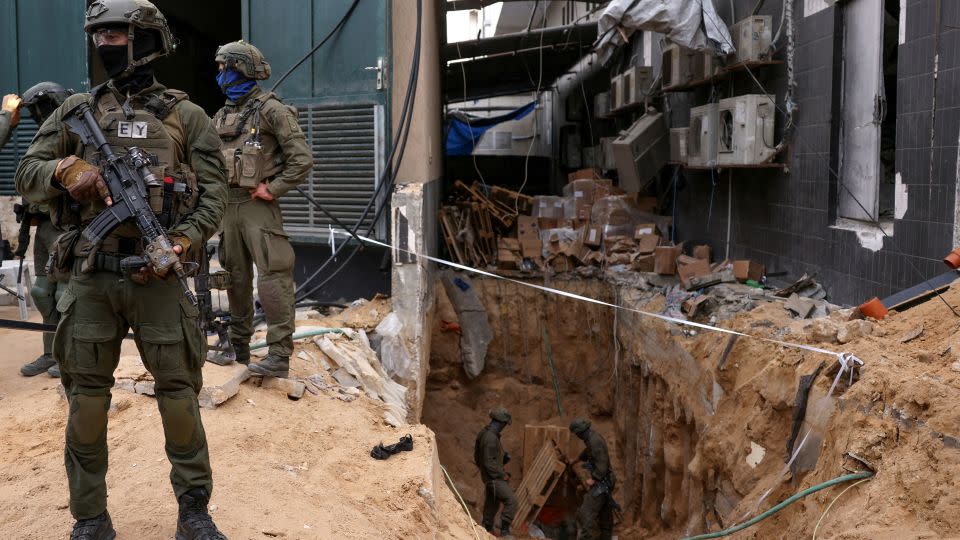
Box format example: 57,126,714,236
249,328,343,351
681,471,874,540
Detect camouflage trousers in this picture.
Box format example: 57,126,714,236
54,265,213,519
481,479,517,532
31,219,62,355
220,191,296,357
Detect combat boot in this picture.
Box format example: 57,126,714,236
499,528,516,540
48,363,61,378
176,488,226,540
20,354,55,377
247,354,289,378
70,511,116,540
207,339,249,366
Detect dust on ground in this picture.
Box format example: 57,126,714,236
0,305,480,540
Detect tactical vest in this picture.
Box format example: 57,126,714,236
214,92,290,188
54,86,200,238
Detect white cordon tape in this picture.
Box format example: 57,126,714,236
357,234,864,375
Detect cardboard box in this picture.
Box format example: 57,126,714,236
604,235,636,253
582,225,603,248
517,216,541,258
632,254,655,272
533,196,565,219
538,218,559,230
568,168,600,182
497,249,518,268
654,245,682,275
693,245,711,261
499,237,520,251
636,234,659,254
678,257,712,286
733,260,765,282
634,223,657,238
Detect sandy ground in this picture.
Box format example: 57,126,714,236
0,305,480,540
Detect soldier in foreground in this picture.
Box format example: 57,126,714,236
208,40,310,378
474,407,518,539
570,418,616,540
15,1,228,538
17,82,73,379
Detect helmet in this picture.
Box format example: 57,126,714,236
22,82,73,125
489,407,512,424
215,41,272,80
569,418,591,435
84,0,175,75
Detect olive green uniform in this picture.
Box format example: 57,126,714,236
15,79,227,520
474,425,518,532
212,86,310,358
576,431,616,540
30,207,64,357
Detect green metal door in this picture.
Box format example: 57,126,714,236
0,0,87,195
242,0,391,242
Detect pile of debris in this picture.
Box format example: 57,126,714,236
439,169,772,295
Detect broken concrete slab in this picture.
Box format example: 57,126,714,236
318,334,408,427
256,377,308,400
785,293,816,319
439,270,493,379
198,363,251,409
837,320,875,344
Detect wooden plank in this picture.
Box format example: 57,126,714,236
511,441,567,535
522,425,578,475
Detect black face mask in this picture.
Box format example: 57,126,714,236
97,28,159,80
98,44,129,79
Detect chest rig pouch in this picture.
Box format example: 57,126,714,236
81,87,200,231
216,93,288,188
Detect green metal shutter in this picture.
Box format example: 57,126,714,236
0,118,39,196
279,102,386,242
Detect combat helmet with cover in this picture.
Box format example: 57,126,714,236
84,0,175,76
215,40,272,80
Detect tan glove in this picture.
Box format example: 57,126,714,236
2,94,21,128
55,156,112,205
168,233,191,257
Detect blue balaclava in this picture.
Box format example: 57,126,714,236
217,68,257,101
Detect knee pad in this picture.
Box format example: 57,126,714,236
67,392,110,446
30,276,58,319
157,389,201,451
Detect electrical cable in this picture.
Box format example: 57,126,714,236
680,471,874,540
697,1,960,317
811,477,872,540
291,0,423,300
269,0,361,94
514,9,546,216
451,0,489,189
293,0,422,302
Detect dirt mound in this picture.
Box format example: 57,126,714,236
0,307,479,540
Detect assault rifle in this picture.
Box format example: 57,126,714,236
63,102,197,305
12,200,35,319
196,243,236,362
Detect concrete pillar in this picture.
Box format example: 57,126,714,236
390,0,442,421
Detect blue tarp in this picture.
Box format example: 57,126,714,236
445,101,537,156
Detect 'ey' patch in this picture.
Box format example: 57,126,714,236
118,121,148,139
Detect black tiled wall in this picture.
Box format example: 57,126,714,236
670,0,958,306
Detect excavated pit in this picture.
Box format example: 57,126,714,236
422,272,960,539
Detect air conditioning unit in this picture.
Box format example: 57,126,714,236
594,91,611,119
622,66,654,107
670,128,690,164
692,51,720,80
717,94,777,165
731,16,773,63
612,112,669,191
600,137,617,170
662,43,697,88
610,74,625,110
687,103,720,168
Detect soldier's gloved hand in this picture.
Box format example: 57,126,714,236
2,94,21,127
168,234,191,257
55,156,112,205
